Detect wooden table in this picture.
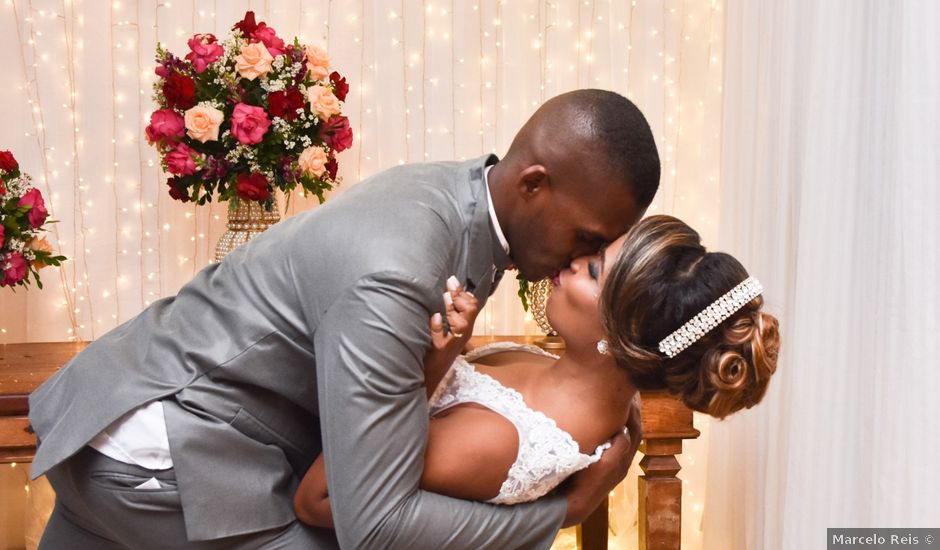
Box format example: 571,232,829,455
0,339,699,550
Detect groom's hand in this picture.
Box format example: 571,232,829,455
561,394,643,527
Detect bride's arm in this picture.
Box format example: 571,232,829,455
295,407,519,528
294,454,333,528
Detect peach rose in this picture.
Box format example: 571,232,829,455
184,104,224,143
298,146,328,177
235,42,274,80
304,45,330,80
307,85,341,120
28,237,53,269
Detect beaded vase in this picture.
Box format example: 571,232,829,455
526,277,566,350
213,197,281,263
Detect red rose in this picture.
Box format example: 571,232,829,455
0,150,18,172
329,72,349,102
1,252,28,287
162,74,196,110
0,177,6,196
251,24,286,57
186,33,224,73
18,188,49,228
268,88,305,121
320,116,353,153
236,172,271,202
166,177,190,202
0,223,5,249
325,158,338,180
233,11,258,36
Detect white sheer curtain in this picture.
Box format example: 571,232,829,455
704,1,940,548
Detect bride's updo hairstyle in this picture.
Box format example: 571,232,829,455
600,215,779,419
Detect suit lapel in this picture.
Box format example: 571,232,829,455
458,155,512,299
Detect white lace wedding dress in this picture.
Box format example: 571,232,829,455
428,342,611,505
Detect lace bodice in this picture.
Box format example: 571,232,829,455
428,342,611,505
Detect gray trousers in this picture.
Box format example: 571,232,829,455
39,446,338,549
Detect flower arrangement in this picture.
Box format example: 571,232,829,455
147,11,352,210
0,150,66,289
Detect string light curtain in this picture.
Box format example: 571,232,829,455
0,1,724,549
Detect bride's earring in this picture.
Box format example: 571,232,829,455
596,339,609,355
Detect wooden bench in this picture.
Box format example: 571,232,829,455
0,340,699,550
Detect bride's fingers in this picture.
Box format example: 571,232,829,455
446,308,470,339
429,312,447,348
446,275,462,294
451,292,478,315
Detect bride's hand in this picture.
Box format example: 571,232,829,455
424,277,479,396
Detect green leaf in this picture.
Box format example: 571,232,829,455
516,272,530,312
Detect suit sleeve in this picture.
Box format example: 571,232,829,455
314,271,567,549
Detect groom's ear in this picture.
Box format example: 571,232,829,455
517,165,550,197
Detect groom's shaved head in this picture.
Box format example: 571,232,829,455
489,89,660,281
504,89,660,207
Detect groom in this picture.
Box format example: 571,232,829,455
30,89,660,549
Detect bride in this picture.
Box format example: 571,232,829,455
295,215,780,524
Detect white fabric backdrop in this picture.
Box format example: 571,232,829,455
0,1,725,549
704,1,940,548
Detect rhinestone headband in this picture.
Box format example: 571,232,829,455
658,277,763,358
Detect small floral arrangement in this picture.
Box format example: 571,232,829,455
0,150,66,289
147,11,352,210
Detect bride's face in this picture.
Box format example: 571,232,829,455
546,232,629,344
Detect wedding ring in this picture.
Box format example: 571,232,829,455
451,331,464,338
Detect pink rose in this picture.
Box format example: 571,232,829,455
186,33,224,73
145,109,186,146
230,103,271,145
298,146,328,177
251,24,285,57
18,188,49,228
184,104,225,143
320,115,353,153
306,85,341,120
304,45,330,80
235,172,271,202
235,42,274,81
165,143,199,176
1,252,28,287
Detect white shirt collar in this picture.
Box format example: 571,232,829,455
483,164,509,255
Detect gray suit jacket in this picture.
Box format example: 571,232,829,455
30,155,567,548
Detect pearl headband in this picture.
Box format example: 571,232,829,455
658,277,763,358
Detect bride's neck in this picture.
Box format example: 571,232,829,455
554,348,635,401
